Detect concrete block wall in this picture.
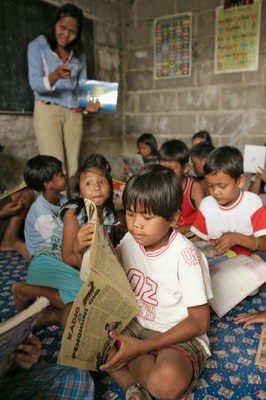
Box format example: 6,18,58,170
0,0,123,188
123,0,266,155
1,0,266,187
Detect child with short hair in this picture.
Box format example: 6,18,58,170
13,160,115,328
191,146,266,256
24,155,67,258
159,139,205,234
100,164,213,400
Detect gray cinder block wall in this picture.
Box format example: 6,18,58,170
1,0,266,188
122,0,266,156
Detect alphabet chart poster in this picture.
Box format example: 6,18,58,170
215,1,261,73
154,13,192,79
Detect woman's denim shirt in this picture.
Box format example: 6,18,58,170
27,35,87,109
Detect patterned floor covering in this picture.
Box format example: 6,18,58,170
0,251,265,399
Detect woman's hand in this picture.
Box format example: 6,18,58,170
55,63,73,79
87,98,100,113
11,333,42,369
99,331,145,372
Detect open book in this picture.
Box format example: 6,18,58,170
59,199,138,371
208,255,266,318
0,297,49,384
78,79,119,112
121,154,144,177
193,240,236,266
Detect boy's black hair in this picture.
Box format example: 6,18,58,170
24,155,63,192
47,3,84,58
66,159,115,221
190,142,215,160
158,139,189,167
123,164,183,221
192,130,213,144
137,133,158,156
204,146,244,180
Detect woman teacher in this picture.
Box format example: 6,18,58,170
28,3,99,193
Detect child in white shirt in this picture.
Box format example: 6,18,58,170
100,164,213,400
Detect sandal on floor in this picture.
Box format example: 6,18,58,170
125,383,152,400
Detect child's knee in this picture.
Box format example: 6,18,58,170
147,362,191,399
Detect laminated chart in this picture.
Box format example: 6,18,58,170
154,13,192,79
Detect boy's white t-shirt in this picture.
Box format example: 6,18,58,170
116,230,213,354
191,191,266,242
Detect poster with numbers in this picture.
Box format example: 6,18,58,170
215,1,261,73
154,13,192,79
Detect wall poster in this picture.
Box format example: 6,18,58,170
215,0,261,73
154,13,192,80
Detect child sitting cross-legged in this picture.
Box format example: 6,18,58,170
12,159,116,328
159,139,205,234
190,146,266,257
100,164,213,400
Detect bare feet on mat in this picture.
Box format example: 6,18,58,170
0,239,30,262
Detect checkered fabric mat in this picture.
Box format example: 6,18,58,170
0,251,265,399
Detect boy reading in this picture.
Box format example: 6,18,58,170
100,164,213,400
191,146,266,256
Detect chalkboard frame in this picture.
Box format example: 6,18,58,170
0,0,95,114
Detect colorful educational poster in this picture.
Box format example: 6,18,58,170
215,1,261,73
154,13,192,79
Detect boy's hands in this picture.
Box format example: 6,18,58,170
212,232,238,255
100,332,145,372
11,333,41,369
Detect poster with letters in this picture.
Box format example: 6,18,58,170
215,1,261,73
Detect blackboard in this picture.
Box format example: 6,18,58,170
0,0,95,113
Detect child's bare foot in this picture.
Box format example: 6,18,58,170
12,282,32,311
0,240,30,262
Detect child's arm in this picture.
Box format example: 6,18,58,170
249,168,266,195
61,209,94,267
100,303,210,372
191,180,205,209
234,310,266,328
212,233,266,255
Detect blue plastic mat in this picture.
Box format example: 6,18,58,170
0,251,265,399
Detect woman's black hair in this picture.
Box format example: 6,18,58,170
24,155,63,192
123,164,183,221
192,130,213,145
47,3,84,57
61,160,116,221
204,146,244,180
137,133,158,157
158,139,189,166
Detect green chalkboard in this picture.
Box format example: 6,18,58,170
0,0,95,113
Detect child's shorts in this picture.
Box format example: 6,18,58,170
122,318,209,397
